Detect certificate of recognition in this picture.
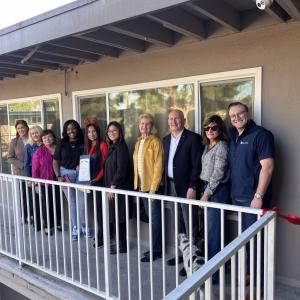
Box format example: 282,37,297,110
78,155,91,184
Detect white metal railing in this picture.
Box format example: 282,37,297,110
0,173,276,299
163,211,276,300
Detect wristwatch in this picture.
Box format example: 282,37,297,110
254,192,263,199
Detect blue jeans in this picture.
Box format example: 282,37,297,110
232,197,259,278
204,182,229,261
142,197,162,253
60,167,78,228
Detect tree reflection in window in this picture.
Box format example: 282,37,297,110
109,84,194,152
200,78,253,128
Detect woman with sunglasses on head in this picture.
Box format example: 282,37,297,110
8,120,30,223
80,117,108,245
200,115,229,281
104,121,132,254
53,120,84,241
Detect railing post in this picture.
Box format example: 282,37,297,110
102,190,111,298
266,213,276,300
12,177,23,266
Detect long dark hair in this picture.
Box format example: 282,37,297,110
105,121,125,146
202,115,228,144
61,120,83,143
84,122,102,157
15,120,29,138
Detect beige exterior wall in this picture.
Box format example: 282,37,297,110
1,21,300,286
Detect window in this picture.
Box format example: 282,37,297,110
77,95,107,140
109,84,194,151
74,67,261,150
200,78,254,127
0,94,61,174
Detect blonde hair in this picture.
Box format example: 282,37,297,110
138,113,154,127
28,125,43,145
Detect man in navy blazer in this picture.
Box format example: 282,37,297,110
163,109,203,264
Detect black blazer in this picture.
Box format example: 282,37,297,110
104,140,132,190
163,128,203,198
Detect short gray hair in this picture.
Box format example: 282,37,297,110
138,113,154,127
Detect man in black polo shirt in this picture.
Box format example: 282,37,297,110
228,102,274,296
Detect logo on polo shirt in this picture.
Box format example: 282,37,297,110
240,141,249,145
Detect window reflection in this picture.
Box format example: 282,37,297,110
109,84,194,151
78,95,107,140
8,101,41,136
200,78,253,127
43,100,61,139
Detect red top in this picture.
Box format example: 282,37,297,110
89,141,108,182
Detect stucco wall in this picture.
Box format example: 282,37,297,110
0,21,300,286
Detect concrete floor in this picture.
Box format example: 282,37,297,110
0,220,299,299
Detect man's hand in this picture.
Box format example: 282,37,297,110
250,197,263,209
186,187,196,199
200,193,209,202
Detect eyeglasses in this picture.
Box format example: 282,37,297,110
204,125,219,132
107,129,118,133
229,110,246,120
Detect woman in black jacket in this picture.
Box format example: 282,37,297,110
104,121,132,254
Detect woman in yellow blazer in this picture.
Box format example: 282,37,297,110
133,113,163,262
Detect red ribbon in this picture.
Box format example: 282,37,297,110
263,207,300,225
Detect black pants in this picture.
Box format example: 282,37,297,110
21,182,33,221
41,185,61,228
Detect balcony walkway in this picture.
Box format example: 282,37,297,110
0,220,299,299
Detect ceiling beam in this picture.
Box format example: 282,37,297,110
147,7,205,40
106,17,175,46
38,44,100,61
0,56,59,69
0,62,43,72
0,68,28,76
185,0,240,32
78,28,146,52
26,53,79,65
276,0,300,20
0,72,15,78
48,37,119,57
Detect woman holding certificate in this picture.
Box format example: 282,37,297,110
81,117,108,246
104,121,132,254
53,120,84,241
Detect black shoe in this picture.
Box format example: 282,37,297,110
179,267,187,277
141,252,161,262
93,240,103,248
110,243,127,255
143,250,150,257
167,255,183,266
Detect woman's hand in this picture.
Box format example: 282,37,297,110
200,193,209,202
199,193,209,208
108,185,116,201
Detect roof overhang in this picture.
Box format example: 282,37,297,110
0,0,299,80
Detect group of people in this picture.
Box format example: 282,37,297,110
7,101,274,290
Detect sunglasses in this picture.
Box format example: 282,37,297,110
204,125,219,132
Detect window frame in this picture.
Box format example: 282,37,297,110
72,67,262,132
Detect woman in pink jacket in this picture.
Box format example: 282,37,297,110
32,129,61,235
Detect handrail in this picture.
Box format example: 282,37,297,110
164,211,276,300
0,173,263,216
